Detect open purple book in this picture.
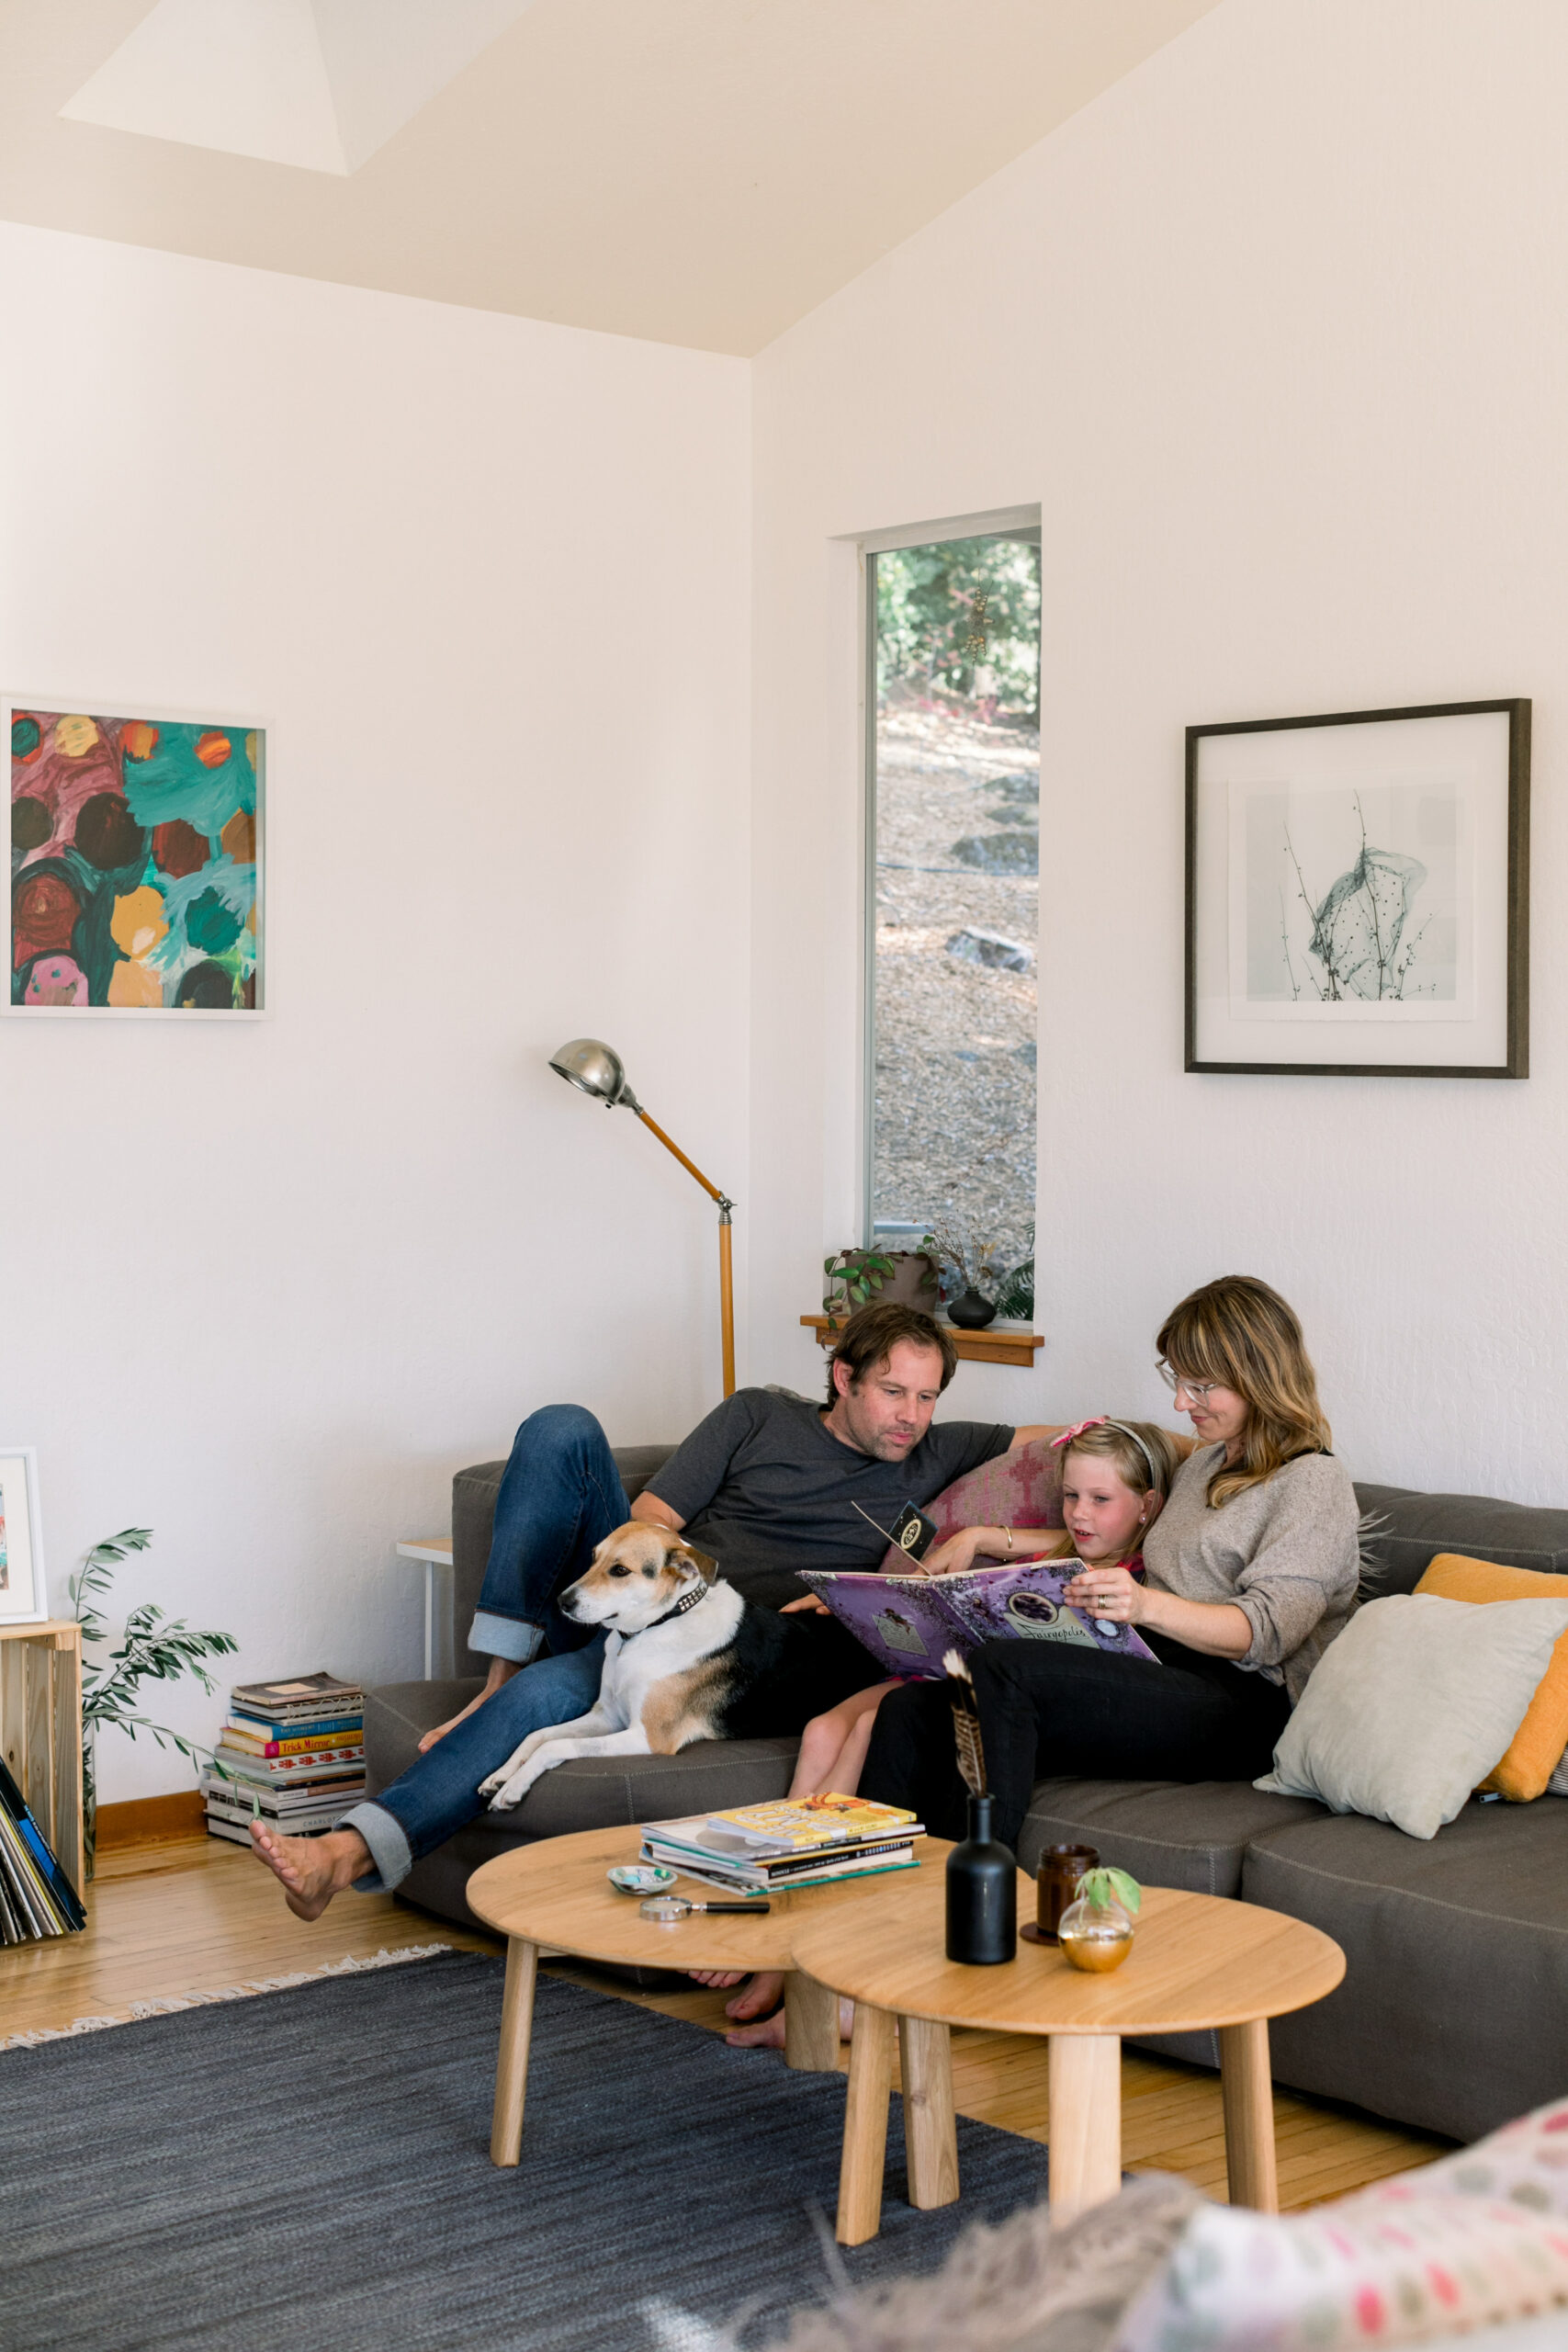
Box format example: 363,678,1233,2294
796,1560,1158,1680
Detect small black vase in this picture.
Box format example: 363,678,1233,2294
945,1792,1018,1964
947,1287,998,1329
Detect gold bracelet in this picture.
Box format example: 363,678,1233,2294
1003,1526,1013,1555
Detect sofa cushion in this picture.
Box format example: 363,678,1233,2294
1256,1591,1568,1838
1416,1554,1568,1800
1017,1774,1325,1896
1356,1483,1568,1595
1243,1797,1568,2144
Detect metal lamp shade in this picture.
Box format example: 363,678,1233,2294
548,1037,640,1113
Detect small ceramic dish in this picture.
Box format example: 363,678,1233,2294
606,1863,677,1895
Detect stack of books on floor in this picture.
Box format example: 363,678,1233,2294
202,1672,366,1846
640,1793,923,1896
0,1758,85,1942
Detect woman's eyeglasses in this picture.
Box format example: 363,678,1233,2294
1157,1365,1220,1403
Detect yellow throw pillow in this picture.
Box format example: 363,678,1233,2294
1415,1553,1568,1799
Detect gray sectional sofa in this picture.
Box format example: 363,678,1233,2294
365,1449,1568,2148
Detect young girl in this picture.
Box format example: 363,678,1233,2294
713,1416,1178,2047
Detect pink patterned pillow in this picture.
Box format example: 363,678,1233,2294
881,1438,1066,1571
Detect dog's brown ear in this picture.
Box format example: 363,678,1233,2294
678,1543,719,1584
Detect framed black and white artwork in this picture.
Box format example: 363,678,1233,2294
1185,699,1529,1078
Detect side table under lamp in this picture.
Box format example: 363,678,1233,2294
548,1038,737,1398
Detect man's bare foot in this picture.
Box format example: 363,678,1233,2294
250,1822,372,1921
726,1993,853,2052
418,1654,522,1751
688,1970,750,1990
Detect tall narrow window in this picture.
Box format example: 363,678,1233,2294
866,527,1041,1310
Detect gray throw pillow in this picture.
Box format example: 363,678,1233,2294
1256,1592,1568,1839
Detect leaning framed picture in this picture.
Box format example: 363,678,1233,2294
1186,699,1529,1077
6,698,265,1013
0,1450,47,1626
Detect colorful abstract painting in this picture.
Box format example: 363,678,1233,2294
9,707,262,1011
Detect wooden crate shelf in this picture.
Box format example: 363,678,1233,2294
801,1314,1044,1369
0,1620,85,1900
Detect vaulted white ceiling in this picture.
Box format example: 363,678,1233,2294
1,0,1221,355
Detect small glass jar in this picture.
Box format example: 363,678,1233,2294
1032,1843,1098,1944
1057,1890,1135,1973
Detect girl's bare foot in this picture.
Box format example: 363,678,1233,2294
249,1822,372,1920
418,1655,521,1751
725,1969,784,2023
688,1970,750,1990
726,1992,853,2051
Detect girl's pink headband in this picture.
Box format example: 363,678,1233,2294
1051,1417,1159,1490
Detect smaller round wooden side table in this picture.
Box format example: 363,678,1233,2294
465,1824,909,2166
789,1866,1345,2245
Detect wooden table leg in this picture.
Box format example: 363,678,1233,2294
837,2001,896,2245
1220,2018,1279,2211
784,1971,840,2072
899,2014,959,2211
490,1936,539,2167
1046,2033,1122,2220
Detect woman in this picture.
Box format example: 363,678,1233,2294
859,1273,1361,1849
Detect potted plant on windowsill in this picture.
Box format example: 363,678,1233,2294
822,1247,941,1325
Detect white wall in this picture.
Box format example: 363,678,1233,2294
750,0,1568,1490
0,223,750,1797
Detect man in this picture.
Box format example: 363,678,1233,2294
251,1301,1054,1925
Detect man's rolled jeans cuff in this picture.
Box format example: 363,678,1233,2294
470,1611,545,1665
337,1801,412,1894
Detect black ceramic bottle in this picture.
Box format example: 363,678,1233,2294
945,1792,1018,1963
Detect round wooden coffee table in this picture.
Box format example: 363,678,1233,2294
789,1863,1345,2243
466,1823,915,2165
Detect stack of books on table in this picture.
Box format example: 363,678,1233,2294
640,1793,923,1897
0,1757,85,1942
202,1673,366,1846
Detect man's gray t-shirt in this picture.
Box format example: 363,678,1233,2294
649,1388,1015,1610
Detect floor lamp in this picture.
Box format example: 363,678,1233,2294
548,1038,736,1398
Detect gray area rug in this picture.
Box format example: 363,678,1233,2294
2,1951,1049,2352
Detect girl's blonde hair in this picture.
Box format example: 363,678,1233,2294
1156,1274,1331,1510
1044,1419,1180,1561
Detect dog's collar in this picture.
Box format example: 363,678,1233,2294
636,1580,709,1634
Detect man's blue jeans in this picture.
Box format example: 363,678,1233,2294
340,1405,632,1891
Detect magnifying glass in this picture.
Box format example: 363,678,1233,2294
639,1895,772,1921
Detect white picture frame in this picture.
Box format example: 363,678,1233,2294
0,1449,48,1625
1186,700,1529,1078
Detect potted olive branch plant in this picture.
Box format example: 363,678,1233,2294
69,1526,239,1877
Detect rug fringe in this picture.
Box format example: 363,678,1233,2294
0,1942,454,2052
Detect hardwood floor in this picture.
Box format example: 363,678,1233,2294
2,1834,1449,2208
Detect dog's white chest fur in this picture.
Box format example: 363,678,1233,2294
594,1581,744,1730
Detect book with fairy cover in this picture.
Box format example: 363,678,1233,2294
797,1561,1158,1680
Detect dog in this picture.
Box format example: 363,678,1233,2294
478,1521,830,1810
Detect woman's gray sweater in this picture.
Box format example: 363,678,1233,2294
1139,1443,1360,1702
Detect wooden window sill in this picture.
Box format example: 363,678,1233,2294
800,1313,1043,1368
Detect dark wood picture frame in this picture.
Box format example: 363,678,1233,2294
1185,698,1529,1079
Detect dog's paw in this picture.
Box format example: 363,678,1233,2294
477,1766,513,1800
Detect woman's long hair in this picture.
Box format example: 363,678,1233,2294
1156,1275,1331,1510
1043,1419,1182,1560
